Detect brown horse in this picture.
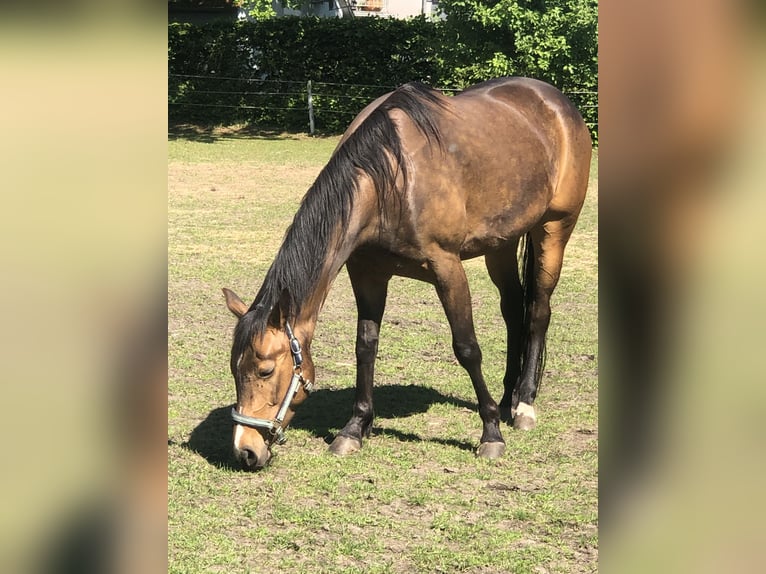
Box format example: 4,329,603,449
223,77,591,469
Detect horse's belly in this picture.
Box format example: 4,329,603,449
459,214,532,257
459,176,553,255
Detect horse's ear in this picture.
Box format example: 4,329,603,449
267,289,291,330
222,288,248,318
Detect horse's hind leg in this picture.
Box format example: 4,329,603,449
514,213,580,430
329,255,391,456
429,252,505,458
484,240,524,423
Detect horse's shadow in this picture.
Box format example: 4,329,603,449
183,384,478,468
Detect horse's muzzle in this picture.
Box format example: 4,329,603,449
234,444,272,470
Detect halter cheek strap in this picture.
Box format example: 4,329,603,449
231,321,314,445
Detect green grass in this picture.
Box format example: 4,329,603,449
169,128,598,573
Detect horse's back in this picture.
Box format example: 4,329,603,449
393,78,589,257
457,77,586,126
451,77,591,176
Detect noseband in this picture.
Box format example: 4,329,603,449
231,321,314,445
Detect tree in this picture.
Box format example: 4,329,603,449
237,0,313,19
235,0,277,19
438,0,597,91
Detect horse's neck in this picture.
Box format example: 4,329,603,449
293,189,375,342
294,238,360,341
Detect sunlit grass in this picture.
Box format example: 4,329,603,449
169,130,598,574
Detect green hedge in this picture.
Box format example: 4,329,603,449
168,15,597,141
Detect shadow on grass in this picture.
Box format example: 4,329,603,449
368,428,476,454
184,384,478,468
182,405,239,470
168,122,311,144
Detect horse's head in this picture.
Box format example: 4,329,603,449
222,288,315,470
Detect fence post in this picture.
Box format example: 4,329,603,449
307,80,315,135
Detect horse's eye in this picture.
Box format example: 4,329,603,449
258,365,275,379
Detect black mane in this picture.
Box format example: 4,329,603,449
232,82,448,364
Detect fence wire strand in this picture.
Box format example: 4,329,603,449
169,76,597,136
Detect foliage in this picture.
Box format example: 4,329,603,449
439,0,597,89
168,3,597,139
236,0,277,19
168,17,445,132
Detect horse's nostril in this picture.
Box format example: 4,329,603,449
240,447,257,463
237,446,270,470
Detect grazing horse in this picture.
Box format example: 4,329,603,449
223,77,591,470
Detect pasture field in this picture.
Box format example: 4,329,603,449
168,126,598,573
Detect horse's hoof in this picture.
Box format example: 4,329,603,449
328,435,362,456
476,442,506,459
512,402,537,430
513,415,536,430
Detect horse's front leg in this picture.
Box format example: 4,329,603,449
329,257,390,456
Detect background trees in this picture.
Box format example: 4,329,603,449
168,1,598,138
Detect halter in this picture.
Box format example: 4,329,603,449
230,321,314,445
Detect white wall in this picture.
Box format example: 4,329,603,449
287,0,438,19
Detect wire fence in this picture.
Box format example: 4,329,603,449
168,73,598,139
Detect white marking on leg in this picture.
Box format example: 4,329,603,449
515,402,536,421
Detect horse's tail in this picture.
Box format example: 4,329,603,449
518,232,547,390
